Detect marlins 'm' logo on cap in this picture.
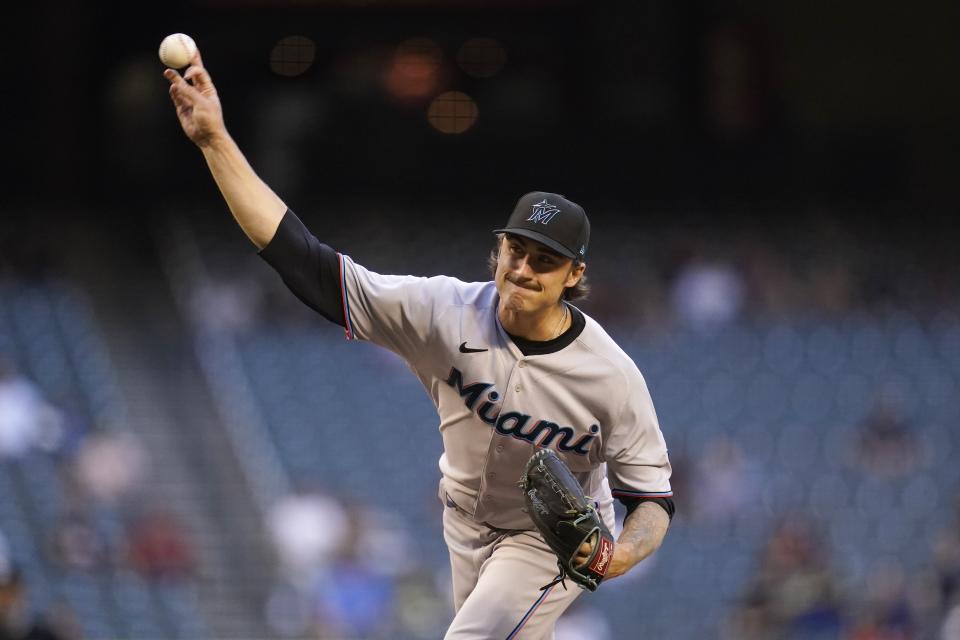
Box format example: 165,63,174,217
527,199,561,224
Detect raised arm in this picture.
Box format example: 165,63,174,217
163,49,286,249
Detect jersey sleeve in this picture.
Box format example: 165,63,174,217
338,254,451,363
604,370,673,504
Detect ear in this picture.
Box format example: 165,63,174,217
565,261,586,288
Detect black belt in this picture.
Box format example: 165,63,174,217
445,492,532,536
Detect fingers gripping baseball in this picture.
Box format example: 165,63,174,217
163,50,225,148
184,63,215,96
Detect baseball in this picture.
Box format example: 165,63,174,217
159,33,197,69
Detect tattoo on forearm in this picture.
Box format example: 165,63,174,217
618,502,670,562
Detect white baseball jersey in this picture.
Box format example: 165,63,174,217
337,254,673,531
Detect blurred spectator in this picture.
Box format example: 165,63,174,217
807,258,857,316
352,507,420,578
392,569,449,640
71,430,146,505
849,559,916,640
312,560,394,640
725,513,846,639
0,566,74,640
34,397,90,462
189,274,264,336
310,504,410,639
689,435,761,525
669,257,745,331
266,499,444,640
0,357,61,459
854,393,918,478
267,489,349,589
49,512,111,573
740,239,800,318
126,507,195,582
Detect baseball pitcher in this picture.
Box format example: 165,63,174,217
164,48,674,640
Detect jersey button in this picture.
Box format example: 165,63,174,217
515,384,521,392
488,472,497,480
518,361,526,368
495,445,504,453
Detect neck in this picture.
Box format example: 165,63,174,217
498,301,568,341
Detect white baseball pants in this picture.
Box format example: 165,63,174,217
442,497,584,640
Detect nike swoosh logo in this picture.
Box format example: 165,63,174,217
459,341,488,353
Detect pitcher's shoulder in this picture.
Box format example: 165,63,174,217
575,312,646,377
445,279,498,309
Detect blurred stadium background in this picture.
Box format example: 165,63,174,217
2,0,959,638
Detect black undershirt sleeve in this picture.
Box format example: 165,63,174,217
258,209,345,326
620,496,675,521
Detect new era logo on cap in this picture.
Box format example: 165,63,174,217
494,191,591,260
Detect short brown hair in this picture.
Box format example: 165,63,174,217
488,236,590,301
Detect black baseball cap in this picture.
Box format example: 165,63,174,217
493,191,590,261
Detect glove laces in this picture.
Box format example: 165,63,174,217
540,564,569,591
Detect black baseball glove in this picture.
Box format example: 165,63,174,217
519,448,615,592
